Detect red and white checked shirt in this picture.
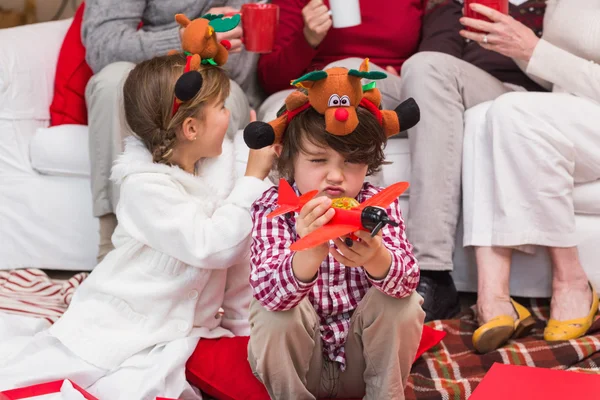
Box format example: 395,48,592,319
249,182,420,369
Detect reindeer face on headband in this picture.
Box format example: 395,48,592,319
243,58,421,150
292,59,386,136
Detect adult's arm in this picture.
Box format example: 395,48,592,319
82,0,182,73
418,0,464,58
257,0,319,94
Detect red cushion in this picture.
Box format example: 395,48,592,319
186,336,270,400
186,326,445,400
49,2,93,126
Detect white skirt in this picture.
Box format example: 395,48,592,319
0,314,202,400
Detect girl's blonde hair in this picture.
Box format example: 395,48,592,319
123,53,230,163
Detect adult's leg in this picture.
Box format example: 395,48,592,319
485,92,600,326
462,102,516,324
247,298,324,400
85,62,135,262
337,290,424,400
400,52,517,321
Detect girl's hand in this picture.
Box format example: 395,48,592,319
330,230,383,268
459,3,540,62
245,110,279,180
302,0,333,48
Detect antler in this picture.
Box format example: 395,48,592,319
175,14,191,27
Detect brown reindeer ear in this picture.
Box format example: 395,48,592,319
175,14,191,28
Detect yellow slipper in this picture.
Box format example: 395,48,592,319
473,299,535,353
544,284,599,342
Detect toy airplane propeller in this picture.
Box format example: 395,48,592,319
267,179,409,251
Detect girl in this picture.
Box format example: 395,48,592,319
0,54,275,399
248,106,425,400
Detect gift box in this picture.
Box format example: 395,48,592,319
0,380,178,400
0,380,97,400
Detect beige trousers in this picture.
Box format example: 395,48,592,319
463,92,600,248
247,290,424,400
400,52,525,271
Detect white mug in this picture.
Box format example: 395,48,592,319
328,0,362,29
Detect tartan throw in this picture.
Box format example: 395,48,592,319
406,299,600,400
2,269,600,399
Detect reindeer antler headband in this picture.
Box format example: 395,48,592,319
243,58,421,149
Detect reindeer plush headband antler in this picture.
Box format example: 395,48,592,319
243,58,421,150
169,12,240,116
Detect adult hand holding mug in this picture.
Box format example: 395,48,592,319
209,6,244,53
302,0,333,48
459,3,539,62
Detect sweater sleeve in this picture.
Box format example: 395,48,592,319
249,195,317,311
82,0,182,73
525,38,600,103
119,175,272,268
257,0,319,94
364,198,420,299
418,0,464,58
220,261,253,336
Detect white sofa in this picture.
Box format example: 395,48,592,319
2,18,600,297
0,19,99,271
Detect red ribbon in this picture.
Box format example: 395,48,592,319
171,55,194,116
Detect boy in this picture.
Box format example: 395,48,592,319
248,106,425,400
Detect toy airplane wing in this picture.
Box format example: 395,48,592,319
290,224,359,251
357,181,409,210
267,179,318,219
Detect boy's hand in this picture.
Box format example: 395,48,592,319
292,196,335,282
330,230,383,267
296,196,334,239
330,231,392,279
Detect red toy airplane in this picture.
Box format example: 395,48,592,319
267,179,410,251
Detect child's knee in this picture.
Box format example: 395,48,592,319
364,289,425,325
249,299,317,337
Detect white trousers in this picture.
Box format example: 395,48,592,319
463,92,600,249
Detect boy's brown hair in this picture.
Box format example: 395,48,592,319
277,106,388,180
123,53,230,164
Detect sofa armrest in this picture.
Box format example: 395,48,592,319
0,19,72,121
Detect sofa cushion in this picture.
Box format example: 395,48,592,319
50,3,94,126
30,125,91,177
0,19,70,121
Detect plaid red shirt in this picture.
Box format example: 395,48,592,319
250,182,420,369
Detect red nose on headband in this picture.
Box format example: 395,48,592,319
172,56,203,116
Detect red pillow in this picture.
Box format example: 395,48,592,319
49,2,93,126
186,326,445,400
186,336,269,400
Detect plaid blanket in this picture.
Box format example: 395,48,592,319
406,299,600,399
2,269,600,399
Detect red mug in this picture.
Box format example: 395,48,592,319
241,3,279,53
465,0,508,32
